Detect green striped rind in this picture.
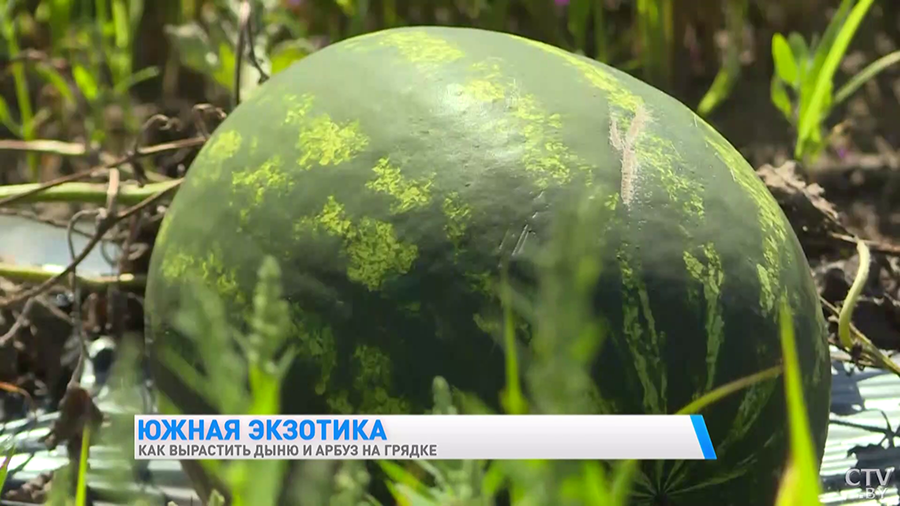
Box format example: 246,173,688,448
145,27,830,506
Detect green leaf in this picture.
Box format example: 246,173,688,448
770,76,794,123
72,64,99,102
214,41,237,92
787,32,809,79
772,33,798,85
268,39,315,75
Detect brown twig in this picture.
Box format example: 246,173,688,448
244,4,269,85
0,298,36,346
192,104,226,139
0,136,203,191
0,180,182,309
828,232,900,256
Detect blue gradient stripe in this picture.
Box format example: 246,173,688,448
690,415,717,460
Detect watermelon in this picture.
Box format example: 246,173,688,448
144,26,831,505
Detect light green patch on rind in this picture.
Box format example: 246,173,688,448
344,29,464,66
513,36,642,115
683,243,725,392
460,60,592,189
326,391,354,414
702,121,786,315
365,157,433,213
296,115,368,170
618,246,667,414
231,155,292,226
296,196,418,290
352,344,411,413
443,192,471,249
466,271,494,297
160,246,244,307
194,130,243,182
637,133,705,219
289,310,338,398
284,93,315,125
281,93,369,170
512,38,705,221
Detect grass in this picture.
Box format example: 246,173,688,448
769,0,899,163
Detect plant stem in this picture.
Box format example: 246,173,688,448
838,241,869,350
0,139,87,157
0,263,145,290
0,180,180,206
675,365,783,415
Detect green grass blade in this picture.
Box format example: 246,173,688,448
776,298,823,505
771,75,794,122
500,273,527,415
799,0,853,116
796,0,874,158
834,50,900,105
75,425,92,506
113,66,161,95
378,461,435,501
0,442,17,491
675,365,783,415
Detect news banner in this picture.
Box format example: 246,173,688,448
135,415,717,460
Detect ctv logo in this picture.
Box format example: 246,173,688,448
844,468,895,500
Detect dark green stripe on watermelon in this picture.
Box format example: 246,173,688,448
145,26,831,506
